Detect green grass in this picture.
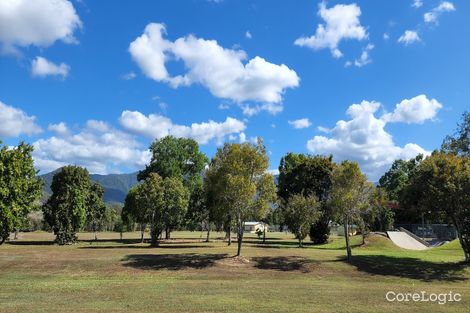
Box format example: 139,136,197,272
0,231,469,313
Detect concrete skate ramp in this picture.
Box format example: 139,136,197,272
387,231,429,250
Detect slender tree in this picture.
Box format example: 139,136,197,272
282,194,321,247
0,142,43,245
86,182,106,241
205,140,276,256
329,161,373,262
162,177,189,239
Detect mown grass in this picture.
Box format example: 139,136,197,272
0,231,469,313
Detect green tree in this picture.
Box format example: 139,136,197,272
278,153,334,244
282,194,321,247
402,153,470,263
122,185,148,242
329,161,373,262
134,173,165,246
42,166,92,244
205,140,276,256
162,177,190,239
185,181,212,241
378,156,423,224
138,136,208,187
442,111,470,156
0,142,43,244
86,182,106,241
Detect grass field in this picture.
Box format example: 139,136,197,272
0,231,469,313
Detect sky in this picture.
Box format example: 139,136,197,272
0,0,469,181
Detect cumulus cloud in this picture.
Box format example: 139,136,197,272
119,110,246,145
240,103,283,116
0,0,81,51
353,43,374,67
31,56,70,78
294,2,368,58
306,99,433,180
424,1,455,24
398,30,421,45
412,0,423,8
121,71,137,80
381,94,442,124
245,31,252,39
288,118,312,129
0,101,42,137
129,23,299,109
48,122,69,136
33,121,150,174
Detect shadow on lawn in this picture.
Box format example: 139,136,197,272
81,244,211,250
7,240,55,246
122,253,228,270
350,254,468,282
252,256,316,273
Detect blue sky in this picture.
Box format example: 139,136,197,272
0,0,468,180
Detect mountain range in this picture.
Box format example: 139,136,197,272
40,169,139,205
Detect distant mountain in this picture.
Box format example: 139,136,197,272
40,169,139,204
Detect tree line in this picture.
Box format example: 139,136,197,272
1,112,469,263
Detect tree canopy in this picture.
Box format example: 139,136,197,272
0,142,43,245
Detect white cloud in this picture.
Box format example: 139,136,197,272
412,0,423,8
33,121,150,174
424,1,455,23
288,118,312,129
353,43,374,67
119,110,246,145
218,103,230,110
245,31,252,39
383,33,390,40
306,100,431,180
317,126,331,133
240,103,283,116
294,2,368,58
121,71,137,80
0,0,81,51
398,30,421,45
0,101,42,137
381,94,443,124
48,122,69,136
129,23,299,106
31,56,70,78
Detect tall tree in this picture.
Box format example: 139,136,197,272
378,155,423,224
162,177,190,239
185,181,212,241
329,161,373,262
42,166,92,245
0,142,43,245
282,194,321,247
278,153,334,244
138,136,208,187
122,185,147,242
86,182,106,241
402,152,470,263
205,140,276,256
442,111,470,156
134,173,165,246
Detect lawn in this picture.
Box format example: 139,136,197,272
0,231,468,313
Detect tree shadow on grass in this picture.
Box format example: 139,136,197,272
350,254,468,282
81,244,211,250
6,240,55,246
122,253,228,270
252,256,316,273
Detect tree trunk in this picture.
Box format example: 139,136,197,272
344,216,352,262
14,230,18,240
236,213,243,256
206,228,210,242
120,231,123,242
150,213,158,247
0,236,5,245
452,215,470,263
165,228,170,240
227,225,232,246
140,223,145,243
262,224,266,244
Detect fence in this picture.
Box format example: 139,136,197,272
395,224,457,241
